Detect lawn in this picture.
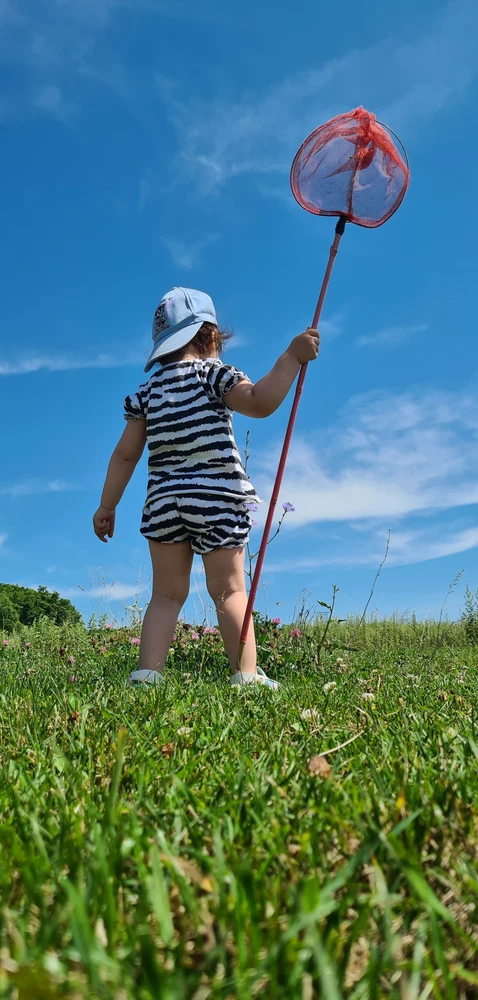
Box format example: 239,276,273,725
0,616,477,999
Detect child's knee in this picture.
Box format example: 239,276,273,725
206,575,244,604
151,589,189,608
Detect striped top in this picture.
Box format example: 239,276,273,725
124,358,260,504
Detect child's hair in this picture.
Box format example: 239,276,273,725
160,322,232,366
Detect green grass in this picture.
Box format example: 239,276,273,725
1,617,477,999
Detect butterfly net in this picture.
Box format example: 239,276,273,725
290,107,409,229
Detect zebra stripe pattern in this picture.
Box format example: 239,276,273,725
124,357,260,544
140,493,252,553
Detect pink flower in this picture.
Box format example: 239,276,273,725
25,642,31,648
190,632,200,640
69,674,77,683
204,626,218,635
128,637,141,646
3,640,8,647
104,623,114,629
272,617,281,624
290,628,302,639
68,655,75,664
100,646,107,653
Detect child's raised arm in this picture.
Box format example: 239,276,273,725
226,328,319,418
93,419,147,542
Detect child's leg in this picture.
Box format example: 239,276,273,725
139,540,193,673
202,546,257,674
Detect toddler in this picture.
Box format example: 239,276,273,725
93,287,319,687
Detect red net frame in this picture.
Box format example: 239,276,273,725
290,106,409,229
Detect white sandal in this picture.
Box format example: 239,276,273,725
230,666,279,690
126,669,165,685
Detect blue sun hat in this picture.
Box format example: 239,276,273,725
144,286,217,372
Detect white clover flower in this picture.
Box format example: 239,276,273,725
300,708,319,721
323,682,337,694
177,726,192,736
361,692,375,701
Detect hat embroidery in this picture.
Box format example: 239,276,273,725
154,303,168,336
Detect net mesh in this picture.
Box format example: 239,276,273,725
290,107,409,229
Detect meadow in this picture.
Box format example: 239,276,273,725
0,611,477,999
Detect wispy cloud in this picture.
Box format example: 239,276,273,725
0,533,7,549
252,385,478,529
162,233,220,270
0,350,141,376
355,323,428,349
31,83,75,122
62,582,148,600
157,0,477,192
1,480,74,498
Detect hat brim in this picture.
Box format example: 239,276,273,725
144,321,204,372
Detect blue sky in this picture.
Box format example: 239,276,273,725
1,0,477,625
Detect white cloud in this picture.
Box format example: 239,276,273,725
62,582,148,599
263,523,478,572
1,480,74,497
356,323,428,349
0,350,141,376
162,233,220,270
31,83,75,122
158,0,477,192
0,533,7,549
252,386,478,528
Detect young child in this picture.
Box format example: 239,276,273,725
93,287,319,687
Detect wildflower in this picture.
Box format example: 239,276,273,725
105,623,114,629
272,617,281,625
323,681,336,693
301,708,319,721
251,520,258,526
177,726,192,736
336,657,344,666
246,503,259,512
283,501,295,513
204,626,218,635
361,692,375,701
3,639,8,647
128,637,141,646
190,632,200,640
100,646,107,653
69,674,77,683
290,628,302,639
25,642,31,649
68,655,75,664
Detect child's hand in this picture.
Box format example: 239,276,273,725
288,328,320,364
93,506,116,543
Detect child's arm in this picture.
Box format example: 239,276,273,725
93,419,147,542
226,329,319,418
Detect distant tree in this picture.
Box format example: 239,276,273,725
0,591,21,633
0,583,81,628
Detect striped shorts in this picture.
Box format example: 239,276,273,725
140,493,253,554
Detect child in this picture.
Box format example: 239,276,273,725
93,287,319,687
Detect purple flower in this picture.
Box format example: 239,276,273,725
204,626,218,635
190,632,200,640
246,503,259,512
290,628,302,639
283,502,295,513
69,674,77,683
272,617,281,624
128,637,141,646
251,519,258,526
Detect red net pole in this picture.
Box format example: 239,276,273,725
237,216,346,670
